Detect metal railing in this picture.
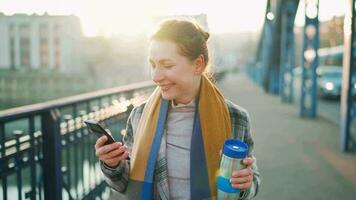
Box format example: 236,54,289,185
0,81,155,200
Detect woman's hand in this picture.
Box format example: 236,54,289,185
230,157,255,191
95,135,129,168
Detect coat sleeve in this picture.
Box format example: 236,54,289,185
238,111,261,200
100,105,137,193
226,100,261,200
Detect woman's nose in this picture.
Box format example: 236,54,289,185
151,68,164,83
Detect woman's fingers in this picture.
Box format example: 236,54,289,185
230,167,254,190
95,142,122,157
100,145,128,160
104,151,129,167
230,175,253,184
94,135,129,168
117,150,130,160
242,157,255,166
231,182,252,190
232,167,253,177
95,136,108,149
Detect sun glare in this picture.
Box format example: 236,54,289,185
0,0,347,37
79,0,168,37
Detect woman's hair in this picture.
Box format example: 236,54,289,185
150,19,211,72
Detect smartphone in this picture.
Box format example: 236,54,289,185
84,119,116,145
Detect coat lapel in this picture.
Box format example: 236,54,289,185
154,131,170,200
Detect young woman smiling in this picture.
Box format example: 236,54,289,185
95,19,260,200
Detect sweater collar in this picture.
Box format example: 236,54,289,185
171,98,196,109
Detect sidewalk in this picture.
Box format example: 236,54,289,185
220,73,356,199
108,72,356,200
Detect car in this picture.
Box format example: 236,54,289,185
316,66,342,98
293,65,356,99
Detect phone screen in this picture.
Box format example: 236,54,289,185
84,120,116,145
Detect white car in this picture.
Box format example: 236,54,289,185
293,66,356,99
316,66,342,98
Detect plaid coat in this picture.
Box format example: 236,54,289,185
101,100,261,200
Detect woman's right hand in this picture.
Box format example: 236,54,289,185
95,136,130,168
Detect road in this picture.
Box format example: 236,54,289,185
293,78,356,134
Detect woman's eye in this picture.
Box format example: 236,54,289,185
163,65,174,68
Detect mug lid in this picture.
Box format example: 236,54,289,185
223,139,248,158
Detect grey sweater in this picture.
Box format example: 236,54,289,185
100,99,261,200
166,100,195,199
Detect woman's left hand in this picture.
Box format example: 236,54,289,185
230,157,254,191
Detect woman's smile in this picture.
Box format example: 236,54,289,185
159,83,174,92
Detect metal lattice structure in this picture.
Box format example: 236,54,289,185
253,0,356,152
300,0,319,118
257,0,299,96
280,0,299,103
0,81,154,200
340,0,356,151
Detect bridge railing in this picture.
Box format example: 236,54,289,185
0,81,155,200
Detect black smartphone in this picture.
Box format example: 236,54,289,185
84,120,116,145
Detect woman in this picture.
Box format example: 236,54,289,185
95,19,260,200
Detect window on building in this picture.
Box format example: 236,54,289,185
39,23,48,37
55,50,61,69
20,38,30,67
54,37,61,69
19,24,31,68
8,24,15,69
40,38,48,68
54,23,60,34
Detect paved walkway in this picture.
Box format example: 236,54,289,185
109,72,356,199
220,73,356,199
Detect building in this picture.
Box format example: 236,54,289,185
0,13,83,72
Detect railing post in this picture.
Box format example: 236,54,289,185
41,109,62,200
0,123,7,199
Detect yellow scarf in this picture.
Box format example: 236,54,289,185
130,75,232,198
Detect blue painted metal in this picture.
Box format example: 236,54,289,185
260,0,277,93
280,0,299,103
42,109,63,200
269,68,280,94
62,114,73,199
266,0,282,95
256,0,299,95
300,0,319,118
0,81,155,199
72,105,80,199
14,131,24,200
28,116,36,200
340,0,356,152
79,111,86,197
0,123,7,200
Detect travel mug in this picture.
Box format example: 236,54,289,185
216,139,249,200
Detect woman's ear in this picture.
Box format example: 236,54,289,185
194,55,206,75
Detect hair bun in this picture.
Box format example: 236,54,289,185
202,31,210,41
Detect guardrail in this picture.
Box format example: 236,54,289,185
0,81,155,200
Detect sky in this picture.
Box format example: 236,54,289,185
0,0,348,37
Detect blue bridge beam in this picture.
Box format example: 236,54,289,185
340,0,356,152
300,0,320,118
280,0,299,103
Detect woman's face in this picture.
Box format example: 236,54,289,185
149,40,201,104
